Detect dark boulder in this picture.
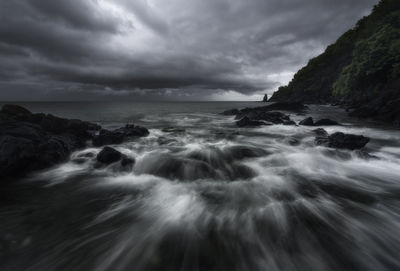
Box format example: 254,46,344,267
0,104,102,179
220,109,240,116
115,124,149,137
299,117,314,126
121,157,135,167
96,147,123,164
236,117,267,127
283,120,297,125
263,94,268,102
93,129,124,147
314,119,340,126
328,132,370,150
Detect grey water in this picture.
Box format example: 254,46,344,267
1,102,400,271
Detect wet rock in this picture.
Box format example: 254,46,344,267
224,145,270,160
299,117,314,126
236,117,267,127
96,146,123,164
1,104,32,116
0,104,100,178
137,154,217,181
313,128,328,137
115,124,149,137
314,119,340,126
313,128,329,145
220,109,240,116
283,120,296,125
354,150,379,160
256,111,290,124
71,158,87,164
328,132,370,150
92,129,124,147
93,124,149,147
121,157,135,167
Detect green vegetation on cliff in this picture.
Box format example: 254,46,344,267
270,0,400,113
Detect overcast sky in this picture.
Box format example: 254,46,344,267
0,0,378,101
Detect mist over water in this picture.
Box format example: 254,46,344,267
1,102,400,271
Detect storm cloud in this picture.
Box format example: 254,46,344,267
0,0,378,101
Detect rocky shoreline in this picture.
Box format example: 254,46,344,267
223,102,371,150
1,102,374,181
0,104,149,180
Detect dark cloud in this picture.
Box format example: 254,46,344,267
0,0,379,101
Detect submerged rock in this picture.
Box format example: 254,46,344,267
96,147,123,164
314,119,340,126
299,117,314,126
220,109,240,116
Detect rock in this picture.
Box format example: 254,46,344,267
96,147,123,164
313,128,328,137
314,119,340,126
224,145,270,160
115,124,149,137
236,117,267,127
328,132,370,150
299,117,314,126
92,129,124,147
0,104,101,178
235,110,292,125
263,94,268,102
121,157,135,167
1,104,32,116
93,124,149,147
313,128,329,146
263,102,308,112
256,111,290,124
283,120,296,125
220,109,240,116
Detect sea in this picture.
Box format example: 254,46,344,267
1,101,400,271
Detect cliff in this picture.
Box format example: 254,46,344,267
270,0,400,125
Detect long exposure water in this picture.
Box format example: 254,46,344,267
1,102,400,271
